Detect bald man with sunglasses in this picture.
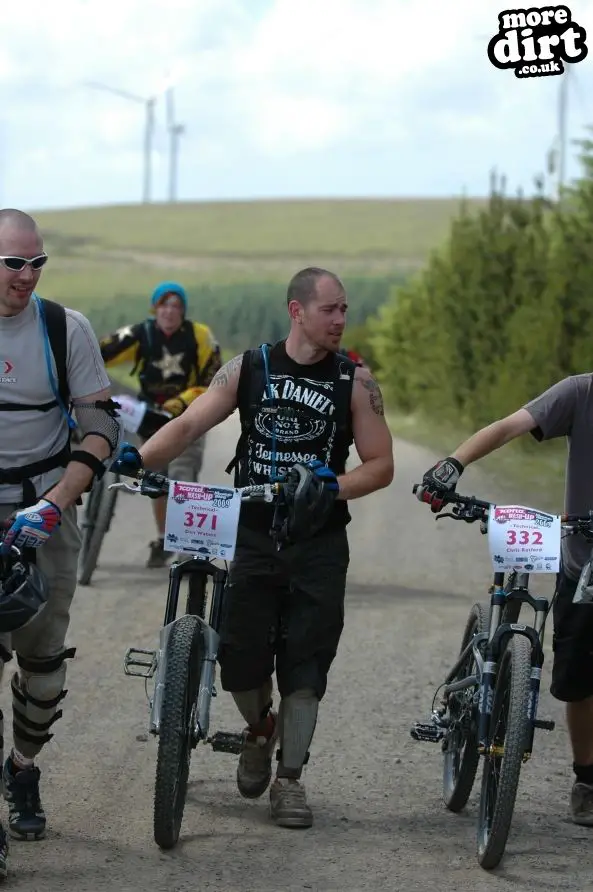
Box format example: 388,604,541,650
0,208,122,875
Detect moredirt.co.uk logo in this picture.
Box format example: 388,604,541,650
488,5,587,77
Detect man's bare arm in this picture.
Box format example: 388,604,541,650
335,368,394,500
452,408,537,467
139,354,243,471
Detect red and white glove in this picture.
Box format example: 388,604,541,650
418,457,464,513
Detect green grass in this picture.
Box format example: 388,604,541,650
32,198,488,311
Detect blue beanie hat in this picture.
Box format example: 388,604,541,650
151,281,187,313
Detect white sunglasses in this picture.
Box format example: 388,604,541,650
0,253,48,272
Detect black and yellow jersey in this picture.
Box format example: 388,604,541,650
100,318,222,406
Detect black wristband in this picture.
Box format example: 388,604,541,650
69,450,106,479
445,456,464,475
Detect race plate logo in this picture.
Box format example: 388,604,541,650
487,6,587,77
493,506,554,527
172,482,234,508
494,506,534,524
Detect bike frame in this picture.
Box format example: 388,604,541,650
441,569,550,759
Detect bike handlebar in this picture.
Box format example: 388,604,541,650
412,483,593,536
109,467,284,503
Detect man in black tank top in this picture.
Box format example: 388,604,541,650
235,338,353,534
121,267,394,828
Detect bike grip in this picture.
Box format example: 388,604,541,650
114,464,141,480
412,483,418,494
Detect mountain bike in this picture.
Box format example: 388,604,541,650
409,484,593,870
111,467,285,850
77,396,171,586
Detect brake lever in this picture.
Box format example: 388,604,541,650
108,481,141,494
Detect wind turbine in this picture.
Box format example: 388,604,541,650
546,64,581,201
477,31,578,202
84,80,158,204
164,73,186,203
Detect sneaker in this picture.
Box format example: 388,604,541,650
570,781,593,826
3,759,46,840
146,538,167,569
236,711,278,799
269,777,313,828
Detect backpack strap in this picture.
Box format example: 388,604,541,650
186,320,199,376
131,319,154,378
39,298,69,409
225,346,268,482
332,353,356,446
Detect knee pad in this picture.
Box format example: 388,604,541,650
277,688,318,777
12,648,76,754
232,679,273,726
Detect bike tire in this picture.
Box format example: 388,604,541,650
186,572,207,619
77,471,119,586
477,633,532,870
443,602,488,812
153,614,202,850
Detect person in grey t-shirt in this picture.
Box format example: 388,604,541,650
418,373,593,828
0,208,123,872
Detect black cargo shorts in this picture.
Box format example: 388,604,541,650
551,569,593,702
217,524,349,701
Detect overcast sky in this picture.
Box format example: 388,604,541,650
1,0,592,211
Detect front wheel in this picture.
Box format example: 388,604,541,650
442,602,487,812
153,615,203,850
477,633,532,870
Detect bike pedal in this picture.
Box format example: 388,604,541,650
410,722,446,743
208,731,244,754
533,719,555,731
123,647,157,678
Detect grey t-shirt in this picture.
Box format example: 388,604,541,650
524,373,593,581
0,295,110,504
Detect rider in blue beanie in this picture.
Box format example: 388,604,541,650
151,281,187,314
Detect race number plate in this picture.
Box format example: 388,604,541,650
164,481,241,560
487,505,561,573
113,393,147,434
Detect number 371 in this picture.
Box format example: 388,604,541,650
184,511,218,530
506,529,542,545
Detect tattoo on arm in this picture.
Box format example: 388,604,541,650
357,374,385,416
209,354,243,388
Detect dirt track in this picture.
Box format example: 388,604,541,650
6,414,593,891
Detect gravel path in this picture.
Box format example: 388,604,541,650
5,415,590,891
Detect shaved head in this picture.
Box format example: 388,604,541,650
286,267,344,307
0,209,38,234
0,209,45,317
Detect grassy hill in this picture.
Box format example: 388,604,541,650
31,197,487,347
33,197,485,290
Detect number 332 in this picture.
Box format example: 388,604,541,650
506,529,542,545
